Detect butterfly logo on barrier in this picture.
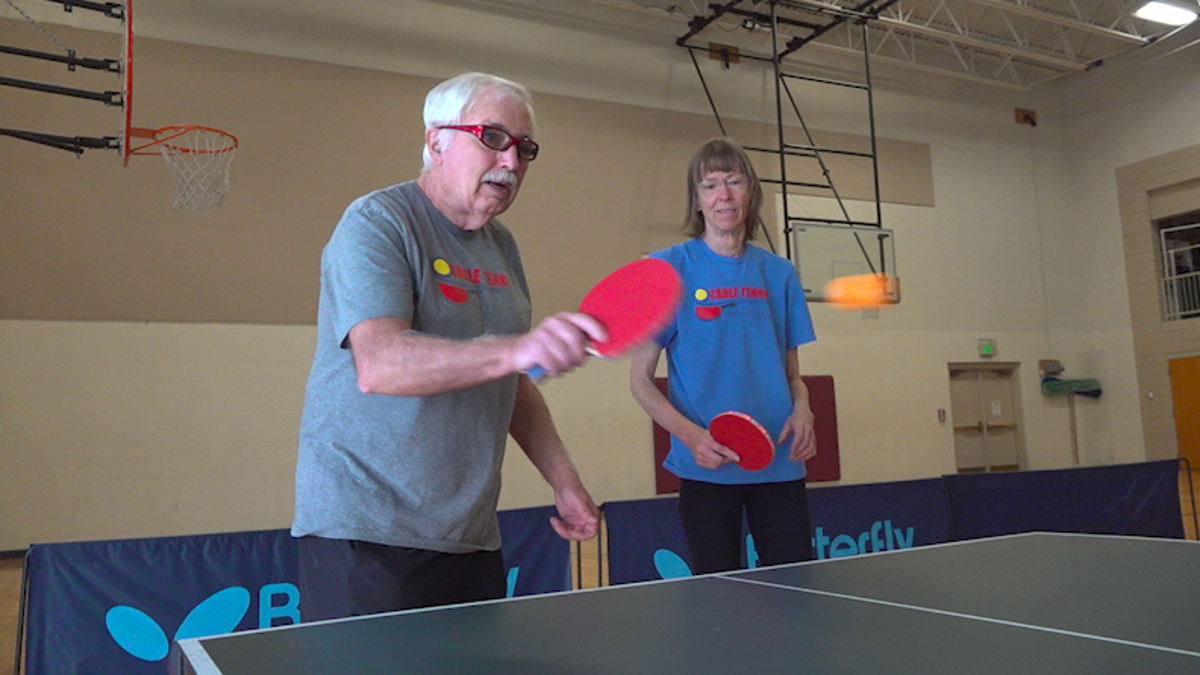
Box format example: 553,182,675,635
106,581,301,663
651,536,760,579
105,573,520,662
653,549,691,579
106,587,251,662
506,567,520,597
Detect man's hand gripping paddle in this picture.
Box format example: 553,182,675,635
527,258,682,382
709,411,775,471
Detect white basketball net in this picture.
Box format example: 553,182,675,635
155,126,238,211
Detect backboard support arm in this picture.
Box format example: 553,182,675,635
44,0,124,20
0,74,122,105
0,43,121,72
0,128,119,155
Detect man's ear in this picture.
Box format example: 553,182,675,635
425,127,443,158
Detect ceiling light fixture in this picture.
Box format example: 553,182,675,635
1134,0,1198,26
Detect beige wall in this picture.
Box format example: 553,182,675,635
1117,144,1200,462
0,321,307,545
2,9,1197,550
1039,41,1200,467
0,21,930,550
0,24,930,325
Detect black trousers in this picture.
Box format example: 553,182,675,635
297,536,506,622
678,478,813,575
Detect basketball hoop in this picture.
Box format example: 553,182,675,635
0,0,240,211
120,7,238,213
129,125,239,211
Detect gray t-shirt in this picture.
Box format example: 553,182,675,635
291,181,531,553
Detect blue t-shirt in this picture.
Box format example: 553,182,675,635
652,238,816,484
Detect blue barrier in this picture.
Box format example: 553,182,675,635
23,529,297,675
604,461,1184,585
19,505,568,675
944,459,1183,540
605,478,952,584
496,505,572,598
808,477,951,559
604,496,690,585
18,463,1184,672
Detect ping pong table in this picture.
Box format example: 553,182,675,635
170,532,1200,674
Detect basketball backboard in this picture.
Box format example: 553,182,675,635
790,221,899,303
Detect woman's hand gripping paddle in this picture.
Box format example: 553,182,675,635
709,411,775,471
527,258,682,382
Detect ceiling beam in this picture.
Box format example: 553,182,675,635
807,39,1035,89
964,0,1149,44
871,15,1090,69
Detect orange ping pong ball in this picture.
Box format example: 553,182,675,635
824,274,888,310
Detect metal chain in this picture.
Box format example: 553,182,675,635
4,0,73,55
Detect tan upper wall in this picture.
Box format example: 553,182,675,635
1116,143,1200,462
0,20,931,325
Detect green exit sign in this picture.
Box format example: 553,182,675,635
978,339,997,357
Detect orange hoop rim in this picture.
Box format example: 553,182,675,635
127,125,239,156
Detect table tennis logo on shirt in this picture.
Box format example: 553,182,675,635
432,258,511,304
104,583,299,663
692,286,767,320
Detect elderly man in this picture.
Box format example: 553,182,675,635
292,72,604,620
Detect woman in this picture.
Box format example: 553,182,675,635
629,137,818,574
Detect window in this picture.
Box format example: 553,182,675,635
1160,212,1200,321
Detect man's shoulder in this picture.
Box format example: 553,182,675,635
335,181,442,239
349,180,421,212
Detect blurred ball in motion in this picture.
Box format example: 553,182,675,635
824,274,889,310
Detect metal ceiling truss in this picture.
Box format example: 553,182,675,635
621,0,1175,89
842,0,1162,88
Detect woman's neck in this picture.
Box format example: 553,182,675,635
703,228,745,258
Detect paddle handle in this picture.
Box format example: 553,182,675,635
524,347,602,383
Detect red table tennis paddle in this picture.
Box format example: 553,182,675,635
527,258,682,381
709,411,775,471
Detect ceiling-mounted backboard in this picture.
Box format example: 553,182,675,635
790,221,899,304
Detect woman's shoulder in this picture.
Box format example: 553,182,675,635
651,238,704,263
746,242,793,269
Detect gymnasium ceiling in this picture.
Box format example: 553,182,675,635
2,0,1198,93
597,0,1197,90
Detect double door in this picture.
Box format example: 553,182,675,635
950,364,1021,472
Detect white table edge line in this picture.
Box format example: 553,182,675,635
176,638,225,675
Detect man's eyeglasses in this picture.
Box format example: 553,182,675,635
438,125,539,161
698,176,749,195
